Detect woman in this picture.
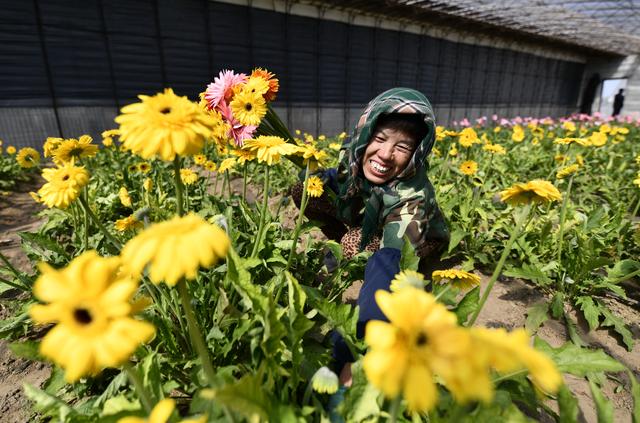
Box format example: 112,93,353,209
294,88,449,384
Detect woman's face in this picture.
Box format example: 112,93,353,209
362,127,416,185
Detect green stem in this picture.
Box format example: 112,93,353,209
123,361,153,413
177,279,216,385
78,195,121,250
226,171,233,198
213,171,219,196
0,252,30,290
609,267,640,284
286,163,310,271
251,166,270,259
389,395,402,423
631,194,640,217
467,205,534,326
82,189,89,251
242,163,248,202
437,145,451,183
173,157,184,216
556,176,574,264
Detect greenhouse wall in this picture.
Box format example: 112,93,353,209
1,0,587,149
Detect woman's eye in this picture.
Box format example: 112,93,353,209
397,144,411,152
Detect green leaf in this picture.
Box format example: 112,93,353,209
550,292,565,319
447,228,467,253
102,395,140,416
19,231,70,262
606,259,640,281
43,367,66,395
557,385,579,423
9,340,41,361
533,338,626,376
575,296,600,331
141,352,163,403
23,383,75,420
504,263,552,286
564,312,587,348
588,377,614,423
628,370,640,423
453,286,479,325
400,236,420,271
212,373,270,421
525,302,549,334
597,301,634,351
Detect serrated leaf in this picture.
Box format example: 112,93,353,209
23,383,75,419
447,228,466,253
557,384,579,423
597,301,634,351
212,373,270,421
400,236,419,271
454,286,479,325
588,377,614,423
525,302,549,334
533,338,625,376
564,312,587,347
606,259,640,281
628,370,640,423
504,264,552,286
550,292,565,319
575,296,600,331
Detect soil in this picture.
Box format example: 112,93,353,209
1,176,638,422
0,176,51,423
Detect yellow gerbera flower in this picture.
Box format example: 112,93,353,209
500,180,562,206
6,146,16,155
432,269,480,291
203,160,217,172
390,270,426,292
29,251,155,382
43,137,63,158
232,148,256,164
180,168,199,185
116,88,217,161
118,398,207,423
53,135,98,164
459,160,478,176
561,121,576,132
363,288,491,412
329,142,341,150
127,164,139,173
114,215,143,232
297,144,327,171
589,131,607,147
511,125,525,142
469,328,562,393
632,173,640,188
306,176,324,197
242,75,270,97
16,147,41,168
243,136,300,165
229,89,266,126
218,157,236,173
553,137,590,146
138,162,152,174
119,187,132,208
338,131,347,139
556,164,580,179
38,163,90,209
193,154,207,165
120,213,230,286
482,143,506,155
143,178,153,192
458,128,480,148
449,145,458,156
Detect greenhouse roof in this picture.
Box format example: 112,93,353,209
315,0,640,56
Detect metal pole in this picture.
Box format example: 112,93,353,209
33,0,63,138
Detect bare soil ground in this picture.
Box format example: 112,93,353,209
1,176,638,422
0,176,51,423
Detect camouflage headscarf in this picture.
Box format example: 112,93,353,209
335,87,449,254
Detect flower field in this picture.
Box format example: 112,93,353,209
0,69,639,422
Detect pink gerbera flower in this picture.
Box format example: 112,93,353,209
218,101,256,146
205,70,247,111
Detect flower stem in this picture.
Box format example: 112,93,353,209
251,166,270,258
177,279,216,385
467,205,534,326
82,188,89,251
286,163,310,271
242,163,248,202
78,195,121,250
556,176,573,264
631,194,640,217
123,361,153,413
389,396,402,423
173,157,184,216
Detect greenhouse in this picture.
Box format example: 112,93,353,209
0,0,639,422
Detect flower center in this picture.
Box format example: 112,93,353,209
160,107,171,114
62,174,70,181
69,147,83,157
244,103,253,112
415,331,428,346
73,307,93,325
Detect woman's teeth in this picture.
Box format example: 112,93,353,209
370,160,389,173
